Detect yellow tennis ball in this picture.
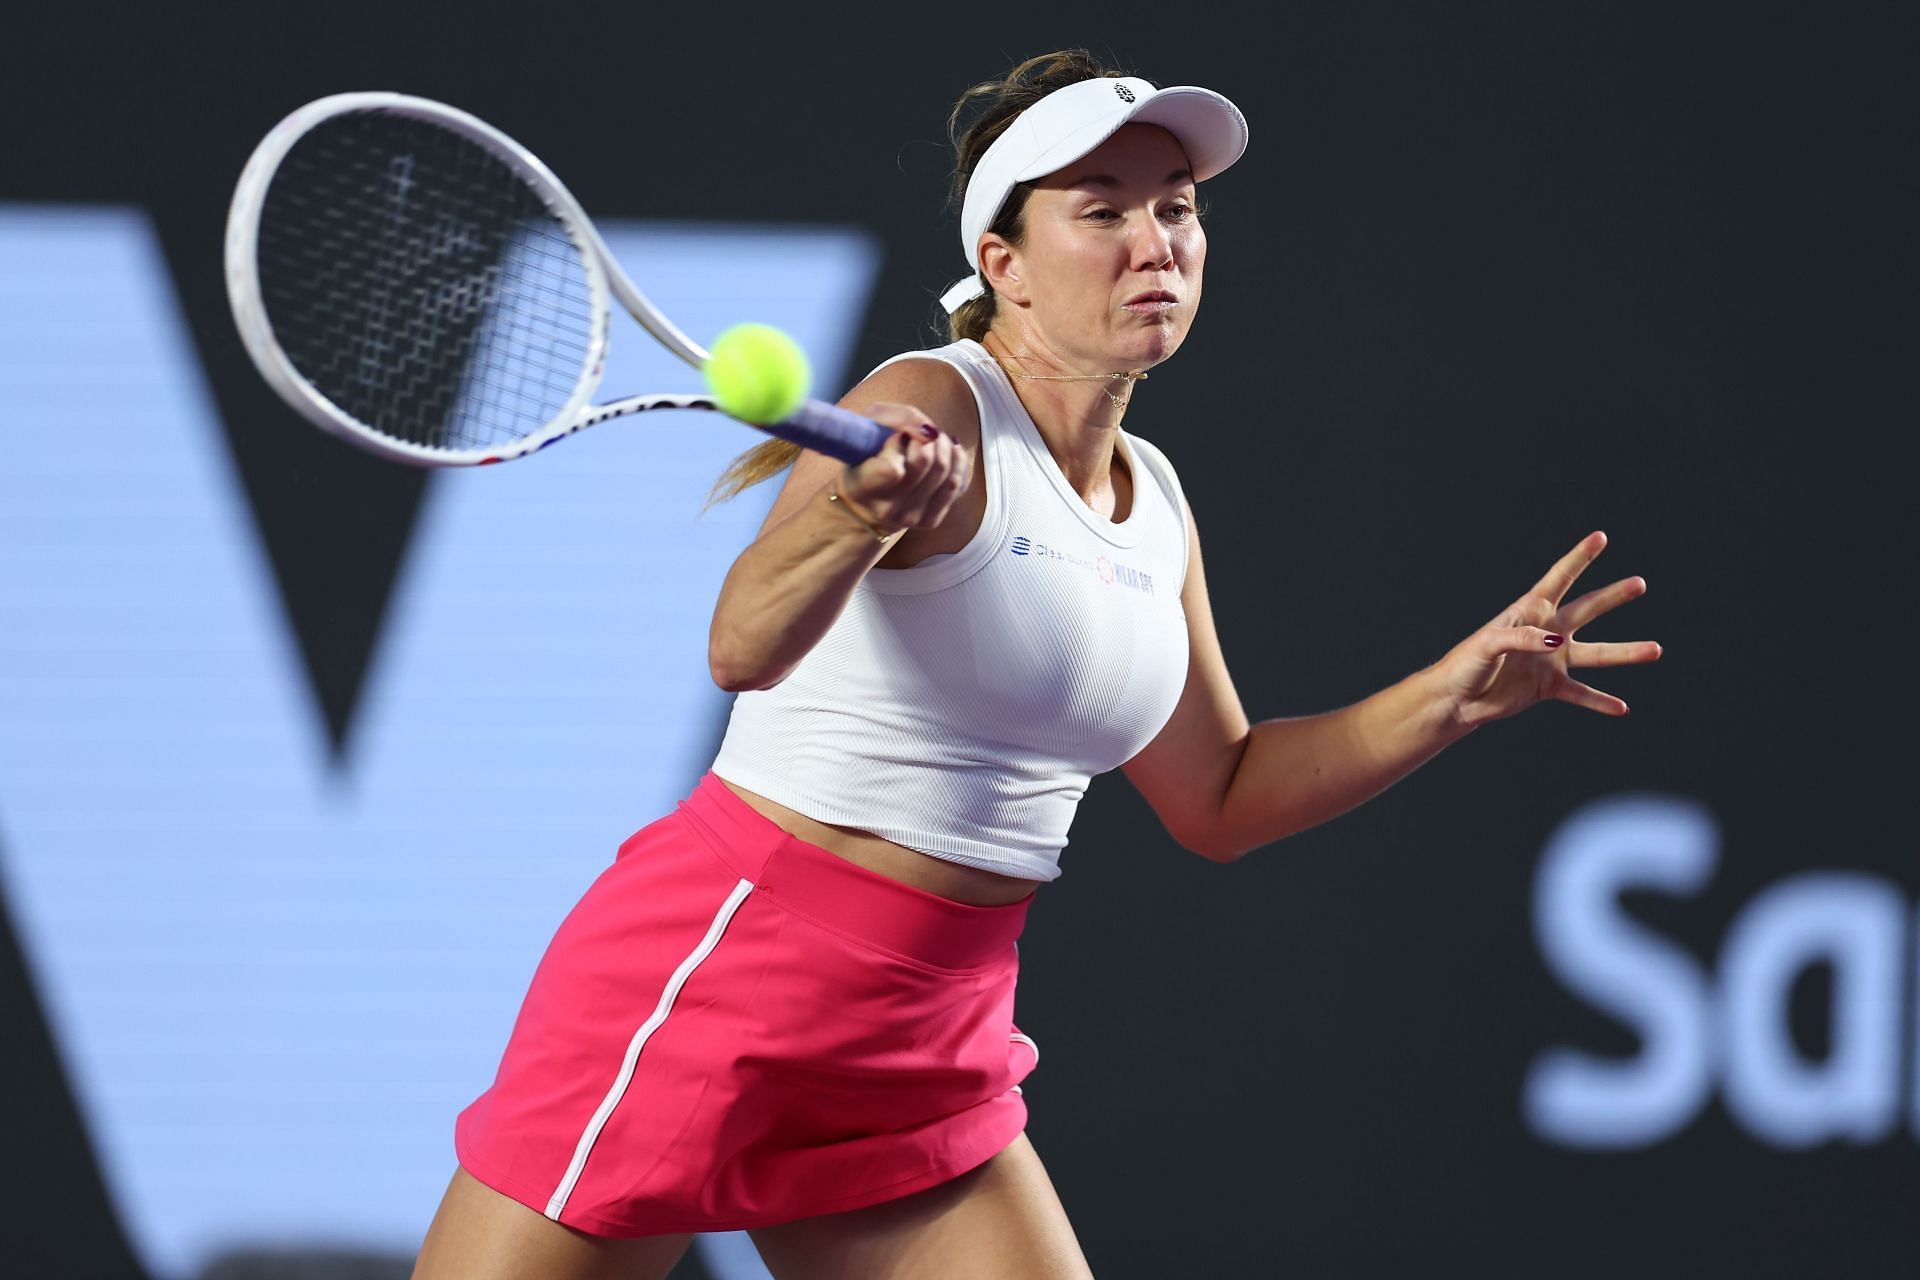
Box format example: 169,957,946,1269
704,323,812,425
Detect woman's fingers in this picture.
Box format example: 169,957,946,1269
895,428,954,516
1556,678,1630,716
907,430,971,525
859,401,936,451
842,404,929,491
1483,625,1566,658
1567,639,1664,668
1559,575,1647,632
839,401,969,530
1527,530,1607,608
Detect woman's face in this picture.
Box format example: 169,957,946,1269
993,123,1206,372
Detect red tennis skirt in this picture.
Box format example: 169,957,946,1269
454,770,1039,1237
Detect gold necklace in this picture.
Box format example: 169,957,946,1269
993,360,1147,410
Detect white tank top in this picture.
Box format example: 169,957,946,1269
709,339,1191,881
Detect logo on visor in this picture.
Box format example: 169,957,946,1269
1115,83,1137,103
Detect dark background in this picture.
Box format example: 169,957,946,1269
5,1,1915,1275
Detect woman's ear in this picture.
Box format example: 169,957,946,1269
979,236,1028,307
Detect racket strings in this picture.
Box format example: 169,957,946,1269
256,113,598,451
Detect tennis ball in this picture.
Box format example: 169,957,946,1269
704,323,811,425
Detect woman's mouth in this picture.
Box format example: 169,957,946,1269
1122,291,1179,314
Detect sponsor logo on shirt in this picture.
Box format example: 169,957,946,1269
1006,535,1154,595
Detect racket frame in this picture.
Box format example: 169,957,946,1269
224,91,717,467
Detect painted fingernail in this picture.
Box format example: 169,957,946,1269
896,432,913,452
1544,633,1564,648
920,422,940,440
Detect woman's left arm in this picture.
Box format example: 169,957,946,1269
1122,523,1661,862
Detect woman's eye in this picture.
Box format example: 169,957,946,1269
1085,208,1119,222
1162,203,1195,223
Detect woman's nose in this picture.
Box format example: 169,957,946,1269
1131,217,1174,270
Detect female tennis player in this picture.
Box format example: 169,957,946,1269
413,48,1659,1280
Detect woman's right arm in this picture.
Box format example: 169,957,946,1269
707,359,979,692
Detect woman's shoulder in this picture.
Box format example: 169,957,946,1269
858,340,993,399
843,341,987,447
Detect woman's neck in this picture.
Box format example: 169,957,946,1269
979,328,1136,505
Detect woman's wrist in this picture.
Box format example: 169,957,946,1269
826,478,902,542
1412,661,1485,741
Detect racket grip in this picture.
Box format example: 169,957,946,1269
762,399,896,465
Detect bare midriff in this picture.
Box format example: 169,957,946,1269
718,779,1040,907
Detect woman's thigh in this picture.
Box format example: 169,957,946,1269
747,1132,1094,1280
410,1166,693,1280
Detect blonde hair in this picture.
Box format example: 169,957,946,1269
705,49,1133,508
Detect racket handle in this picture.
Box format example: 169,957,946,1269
761,399,896,466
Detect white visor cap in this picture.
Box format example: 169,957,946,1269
939,75,1248,313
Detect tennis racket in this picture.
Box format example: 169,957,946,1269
223,91,893,468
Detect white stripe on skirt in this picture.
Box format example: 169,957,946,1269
545,877,756,1221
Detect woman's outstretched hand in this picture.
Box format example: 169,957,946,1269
1432,531,1662,729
